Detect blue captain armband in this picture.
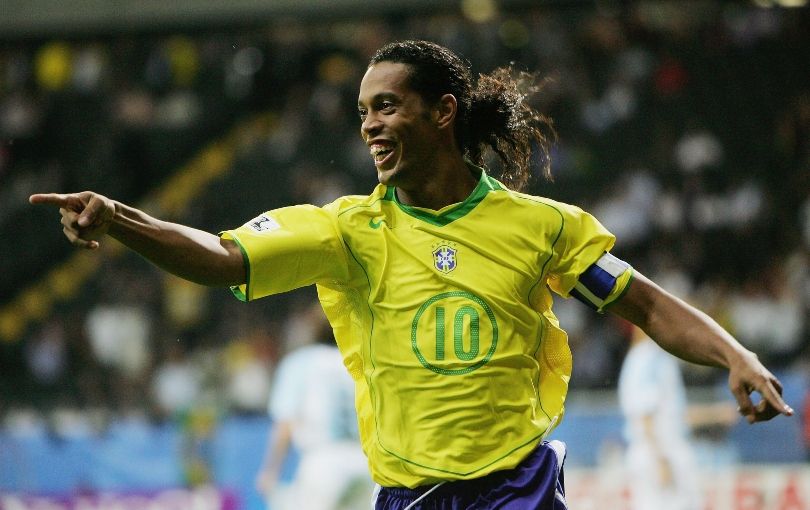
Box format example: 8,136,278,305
570,252,632,312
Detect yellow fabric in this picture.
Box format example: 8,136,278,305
602,269,634,311
221,170,631,488
220,204,350,299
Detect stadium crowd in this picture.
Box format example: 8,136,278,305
1,2,807,434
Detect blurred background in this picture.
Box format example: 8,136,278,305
0,0,808,509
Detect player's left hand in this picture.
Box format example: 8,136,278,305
727,351,793,424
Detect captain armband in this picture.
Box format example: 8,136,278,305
570,252,632,313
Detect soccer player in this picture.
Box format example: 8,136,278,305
256,305,372,510
618,326,703,510
30,40,792,509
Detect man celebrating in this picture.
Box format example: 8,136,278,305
31,40,791,509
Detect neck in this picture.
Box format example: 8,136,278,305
395,157,478,210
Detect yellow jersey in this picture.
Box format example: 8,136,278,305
221,167,632,487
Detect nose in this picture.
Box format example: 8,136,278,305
361,113,383,139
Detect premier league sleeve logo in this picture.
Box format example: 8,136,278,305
432,242,458,274
247,213,281,232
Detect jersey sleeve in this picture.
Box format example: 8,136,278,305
546,205,633,312
220,204,349,302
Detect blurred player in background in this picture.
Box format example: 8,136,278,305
31,40,792,509
255,302,371,510
619,325,739,509
618,326,702,510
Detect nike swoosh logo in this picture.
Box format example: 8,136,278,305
369,217,387,229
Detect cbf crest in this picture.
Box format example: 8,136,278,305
432,242,458,274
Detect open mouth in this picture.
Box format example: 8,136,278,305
370,143,395,165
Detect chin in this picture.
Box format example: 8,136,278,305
376,167,399,186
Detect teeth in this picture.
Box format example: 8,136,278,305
370,144,393,157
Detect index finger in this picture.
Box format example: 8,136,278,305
29,193,71,207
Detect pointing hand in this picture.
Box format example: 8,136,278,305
30,191,116,249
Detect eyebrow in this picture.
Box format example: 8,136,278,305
357,92,400,108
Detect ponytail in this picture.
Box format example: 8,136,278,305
465,68,556,191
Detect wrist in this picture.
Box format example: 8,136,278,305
725,345,757,370
107,200,131,238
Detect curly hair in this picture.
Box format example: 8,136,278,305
369,40,556,191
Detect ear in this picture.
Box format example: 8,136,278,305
433,94,457,129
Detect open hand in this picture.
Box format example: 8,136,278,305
29,191,116,249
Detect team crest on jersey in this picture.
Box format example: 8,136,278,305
432,242,458,274
248,213,280,232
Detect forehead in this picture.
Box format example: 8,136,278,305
358,62,414,103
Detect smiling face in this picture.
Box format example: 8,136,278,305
358,62,445,190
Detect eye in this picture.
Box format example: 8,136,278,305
380,101,395,112
357,108,367,120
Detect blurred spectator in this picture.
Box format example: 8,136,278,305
180,406,218,487
71,45,106,94
162,274,210,335
151,342,202,418
23,319,68,407
673,128,724,175
223,326,275,415
0,91,41,140
591,170,659,247
727,261,805,365
84,302,152,380
34,42,73,92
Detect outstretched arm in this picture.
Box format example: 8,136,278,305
609,271,794,424
30,191,245,287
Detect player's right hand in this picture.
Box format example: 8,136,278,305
29,191,116,250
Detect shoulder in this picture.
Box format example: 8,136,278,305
505,189,588,217
321,185,392,237
484,185,595,232
322,185,387,217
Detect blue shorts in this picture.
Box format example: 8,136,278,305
373,440,568,510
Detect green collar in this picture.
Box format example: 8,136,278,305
383,164,503,226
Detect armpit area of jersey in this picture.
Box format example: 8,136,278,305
570,251,632,312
